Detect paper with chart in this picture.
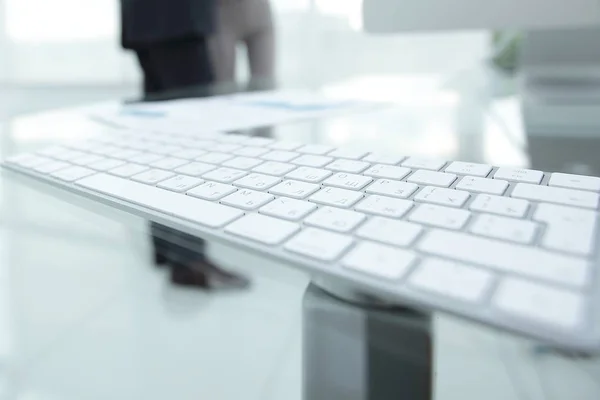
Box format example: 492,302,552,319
87,90,387,133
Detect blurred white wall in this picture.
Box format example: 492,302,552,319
0,0,489,88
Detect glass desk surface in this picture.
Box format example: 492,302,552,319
1,77,599,400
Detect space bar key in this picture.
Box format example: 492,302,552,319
418,229,590,288
76,173,244,228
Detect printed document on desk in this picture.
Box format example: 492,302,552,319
88,90,386,133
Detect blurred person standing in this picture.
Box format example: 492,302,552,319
119,0,249,289
120,0,217,94
210,0,276,89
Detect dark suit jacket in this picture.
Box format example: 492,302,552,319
120,0,216,49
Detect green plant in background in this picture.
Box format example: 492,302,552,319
491,31,524,74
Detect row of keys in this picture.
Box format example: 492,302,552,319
8,154,600,221
72,172,586,331
150,176,595,258
36,139,600,194
76,162,600,257
31,149,590,256
222,207,589,293
268,220,584,330
131,167,598,258
7,154,598,239
23,129,597,335
64,127,600,190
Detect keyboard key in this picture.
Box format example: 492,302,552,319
365,179,419,199
261,150,300,162
233,146,269,158
202,167,247,183
408,259,494,303
88,158,126,171
494,167,544,184
407,170,457,188
534,203,597,256
52,150,88,162
356,217,423,247
355,195,413,218
469,214,538,244
309,187,364,208
326,159,370,173
233,173,281,190
33,161,70,174
147,144,184,155
362,153,405,165
444,162,492,177
413,186,470,207
37,146,71,157
221,189,274,210
455,176,508,195
328,148,369,160
172,149,207,160
284,228,354,261
191,140,218,149
214,134,249,144
226,214,299,245
418,230,589,287
293,155,334,168
211,143,242,153
253,161,297,176
108,163,149,178
409,204,470,229
304,207,366,233
512,183,599,209
196,152,234,164
150,157,189,170
112,149,142,160
187,182,237,200
268,141,303,151
493,278,584,330
77,173,243,228
71,154,105,166
123,141,154,152
469,194,529,218
259,198,317,221
222,156,264,170
90,145,121,157
6,154,52,168
269,180,320,199
363,164,411,180
402,157,446,171
174,162,216,177
548,173,600,192
297,144,334,155
127,153,164,165
157,175,204,193
131,169,175,185
342,242,416,280
244,137,274,147
323,173,373,190
51,166,96,182
286,166,332,183
66,141,99,151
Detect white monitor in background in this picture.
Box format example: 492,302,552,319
362,0,600,32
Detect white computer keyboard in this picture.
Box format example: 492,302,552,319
3,128,600,352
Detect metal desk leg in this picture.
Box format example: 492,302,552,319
303,283,433,400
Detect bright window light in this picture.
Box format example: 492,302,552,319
315,0,363,30
6,0,117,42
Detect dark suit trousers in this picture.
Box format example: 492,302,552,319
134,37,214,265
